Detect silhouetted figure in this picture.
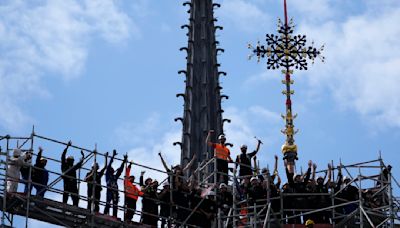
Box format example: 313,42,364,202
61,141,84,206
85,152,108,212
104,150,126,217
31,147,49,198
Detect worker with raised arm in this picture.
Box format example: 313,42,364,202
124,161,143,223
104,150,127,218
61,141,84,206
31,147,49,198
235,138,262,178
85,151,108,212
206,130,233,184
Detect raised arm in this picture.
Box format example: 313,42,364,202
140,171,145,187
247,139,262,158
158,152,170,172
206,130,214,147
183,154,197,172
99,152,108,177
304,160,312,183
36,147,43,166
273,155,278,176
326,163,332,185
116,154,127,179
72,150,85,172
61,141,72,169
311,163,317,181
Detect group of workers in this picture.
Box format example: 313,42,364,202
4,132,392,227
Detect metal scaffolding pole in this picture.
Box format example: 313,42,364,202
388,171,394,228
25,127,34,228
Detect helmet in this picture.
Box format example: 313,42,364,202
293,174,301,180
305,219,315,226
67,156,74,160
218,134,226,140
163,182,170,187
240,144,247,149
219,183,228,189
250,177,258,182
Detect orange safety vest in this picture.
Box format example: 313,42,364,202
213,143,230,161
124,167,143,200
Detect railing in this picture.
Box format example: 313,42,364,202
0,132,399,228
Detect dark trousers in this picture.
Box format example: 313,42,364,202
63,183,79,206
33,184,46,198
125,196,137,222
217,159,228,184
88,189,101,212
104,189,119,216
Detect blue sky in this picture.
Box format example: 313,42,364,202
1,0,400,227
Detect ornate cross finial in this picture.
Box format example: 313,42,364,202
248,0,324,165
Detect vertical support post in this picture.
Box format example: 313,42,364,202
331,189,335,226
91,147,97,228
169,172,173,225
253,202,257,228
2,137,10,226
217,208,222,228
280,191,284,225
388,171,394,228
214,157,218,185
266,169,271,228
25,128,35,228
232,167,237,228
358,168,363,228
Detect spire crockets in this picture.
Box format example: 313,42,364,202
175,0,228,174
248,0,324,165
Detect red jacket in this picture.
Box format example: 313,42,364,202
124,166,143,200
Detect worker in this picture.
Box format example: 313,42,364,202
140,171,159,227
61,141,84,206
31,147,49,198
124,161,143,223
85,152,108,212
235,139,262,178
20,150,33,194
206,130,233,184
7,149,31,193
104,150,127,217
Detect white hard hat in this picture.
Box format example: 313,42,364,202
218,134,226,140
219,183,227,189
250,177,258,182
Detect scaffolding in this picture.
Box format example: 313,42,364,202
0,131,399,228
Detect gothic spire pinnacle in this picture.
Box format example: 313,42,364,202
176,0,228,174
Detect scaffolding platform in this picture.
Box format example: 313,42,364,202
0,193,146,228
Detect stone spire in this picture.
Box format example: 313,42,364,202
175,0,228,174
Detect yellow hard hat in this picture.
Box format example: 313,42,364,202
305,219,315,226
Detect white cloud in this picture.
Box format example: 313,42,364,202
0,0,136,131
299,6,400,128
219,0,270,32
